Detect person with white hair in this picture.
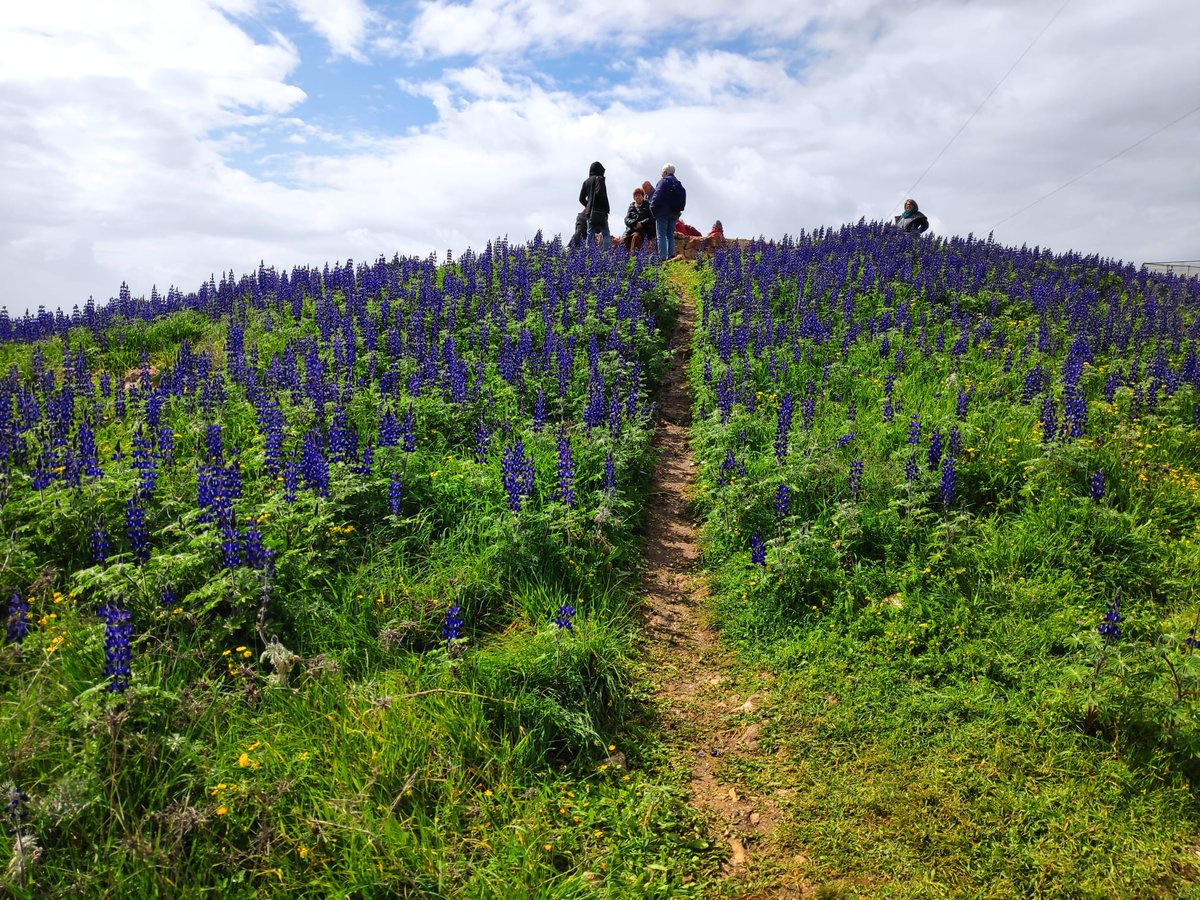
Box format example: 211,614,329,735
649,163,686,260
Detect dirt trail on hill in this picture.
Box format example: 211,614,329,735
640,266,805,897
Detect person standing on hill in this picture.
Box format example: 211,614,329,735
894,198,930,234
579,161,611,246
650,163,686,260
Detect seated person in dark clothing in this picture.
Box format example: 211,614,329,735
894,198,930,233
569,208,588,249
622,187,655,250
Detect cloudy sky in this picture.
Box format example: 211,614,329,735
2,0,1198,314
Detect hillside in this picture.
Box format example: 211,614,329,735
3,225,1199,897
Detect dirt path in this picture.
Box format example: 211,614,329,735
640,266,800,896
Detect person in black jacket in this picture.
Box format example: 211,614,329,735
622,186,654,250
894,198,930,234
579,161,611,246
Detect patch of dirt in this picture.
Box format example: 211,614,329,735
640,264,809,896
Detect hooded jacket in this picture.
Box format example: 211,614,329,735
579,162,610,225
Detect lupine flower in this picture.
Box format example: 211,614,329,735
501,440,535,512
849,460,863,500
556,432,575,507
835,432,856,448
401,404,416,453
283,458,300,503
441,604,463,643
1097,595,1122,641
940,454,956,510
388,473,403,516
750,530,766,566
5,784,30,832
125,499,149,562
6,594,28,644
554,604,576,630
774,483,790,517
603,451,616,494
90,525,110,566
775,393,794,462
99,603,133,692
301,429,330,497
221,525,242,569
907,414,921,444
1039,395,1057,442
160,586,177,609
242,519,272,570
1089,470,1105,502
905,452,920,482
131,427,157,496
927,428,944,471
1185,628,1200,651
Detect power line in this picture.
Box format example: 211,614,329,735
892,0,1071,214
991,100,1200,230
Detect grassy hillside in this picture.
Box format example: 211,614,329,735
1,241,716,896
686,224,1200,896
3,223,1200,897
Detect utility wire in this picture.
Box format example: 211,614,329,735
892,0,1072,215
991,100,1200,230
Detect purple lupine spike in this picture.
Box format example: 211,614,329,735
125,499,149,562
556,432,575,507
774,483,791,518
927,428,944,471
98,603,133,692
554,604,576,631
940,454,956,511
1097,593,1122,641
6,594,29,644
441,604,463,643
603,451,616,494
848,460,863,500
750,531,766,566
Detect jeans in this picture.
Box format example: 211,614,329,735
655,215,677,259
586,217,611,245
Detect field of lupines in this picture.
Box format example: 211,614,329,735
0,238,721,896
688,222,1200,894
4,220,1200,896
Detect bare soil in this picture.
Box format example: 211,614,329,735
640,266,809,897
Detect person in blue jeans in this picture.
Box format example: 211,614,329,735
650,163,686,260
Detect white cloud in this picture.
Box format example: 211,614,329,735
1,0,1198,315
284,0,376,60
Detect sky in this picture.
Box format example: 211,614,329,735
2,0,1199,315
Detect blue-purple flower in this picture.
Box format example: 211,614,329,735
99,602,133,692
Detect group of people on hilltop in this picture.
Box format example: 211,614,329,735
573,161,930,257
575,162,723,260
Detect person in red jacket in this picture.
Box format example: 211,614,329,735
674,219,702,237
702,220,725,251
